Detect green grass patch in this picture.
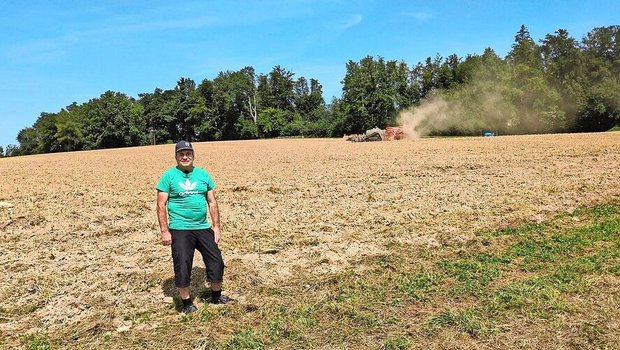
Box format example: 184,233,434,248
489,276,572,316
437,255,504,296
425,308,488,336
381,334,411,349
420,202,619,341
222,329,265,350
20,334,50,350
393,271,442,301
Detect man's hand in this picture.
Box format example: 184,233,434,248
161,230,172,246
212,226,221,244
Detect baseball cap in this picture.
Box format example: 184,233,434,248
175,140,193,153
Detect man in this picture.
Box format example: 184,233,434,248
156,140,232,314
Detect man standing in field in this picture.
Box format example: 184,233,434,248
156,140,232,314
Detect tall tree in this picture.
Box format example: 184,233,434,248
575,79,620,131
83,91,145,149
33,112,61,153
437,49,515,136
294,77,326,121
436,54,461,90
267,65,295,111
170,78,207,141
195,79,219,140
54,105,85,152
508,25,542,69
575,26,620,131
540,29,584,126
15,126,39,155
413,55,443,98
211,67,258,139
139,88,176,144
341,56,411,133
507,25,564,133
581,25,619,72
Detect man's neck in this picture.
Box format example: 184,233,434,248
177,165,194,173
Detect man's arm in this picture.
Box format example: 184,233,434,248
207,190,221,243
157,191,172,245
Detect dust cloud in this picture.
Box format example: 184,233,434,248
398,69,517,138
398,94,454,139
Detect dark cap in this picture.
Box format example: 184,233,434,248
175,140,193,153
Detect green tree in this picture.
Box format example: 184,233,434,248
256,107,288,137
436,54,461,90
14,112,63,155
412,55,443,98
211,67,258,139
540,29,585,125
575,26,620,131
509,65,565,133
83,91,146,149
507,25,565,133
581,25,619,76
236,66,259,129
294,77,326,121
508,24,542,69
341,56,412,134
266,65,295,111
195,79,219,140
575,80,620,131
16,126,40,155
54,107,85,152
170,78,207,141
33,112,61,153
439,49,515,135
139,88,177,144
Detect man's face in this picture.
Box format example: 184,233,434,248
176,150,194,167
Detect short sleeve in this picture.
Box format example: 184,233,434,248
205,170,216,191
156,171,170,193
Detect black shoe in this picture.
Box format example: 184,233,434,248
211,295,235,305
181,303,198,314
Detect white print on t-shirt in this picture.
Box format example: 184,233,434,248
178,179,199,196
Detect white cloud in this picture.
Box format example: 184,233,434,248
4,15,219,64
341,14,363,30
404,11,433,22
113,16,219,32
4,39,68,63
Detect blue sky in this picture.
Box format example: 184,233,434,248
1,0,618,148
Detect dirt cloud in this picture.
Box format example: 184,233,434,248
397,94,454,138
398,67,520,137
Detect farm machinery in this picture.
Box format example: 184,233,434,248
344,126,405,142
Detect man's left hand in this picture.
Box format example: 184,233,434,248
213,226,221,244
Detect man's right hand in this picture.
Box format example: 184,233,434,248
161,230,172,245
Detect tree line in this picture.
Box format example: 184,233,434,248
2,24,618,157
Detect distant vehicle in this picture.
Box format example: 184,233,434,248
344,126,406,142
484,131,495,137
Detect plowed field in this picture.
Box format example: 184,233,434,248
1,133,619,348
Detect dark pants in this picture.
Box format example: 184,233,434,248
170,228,224,288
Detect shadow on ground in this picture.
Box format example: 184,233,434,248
161,267,213,310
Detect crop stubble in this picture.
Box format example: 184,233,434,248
0,133,618,345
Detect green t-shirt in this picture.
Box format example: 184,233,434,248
156,166,216,230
